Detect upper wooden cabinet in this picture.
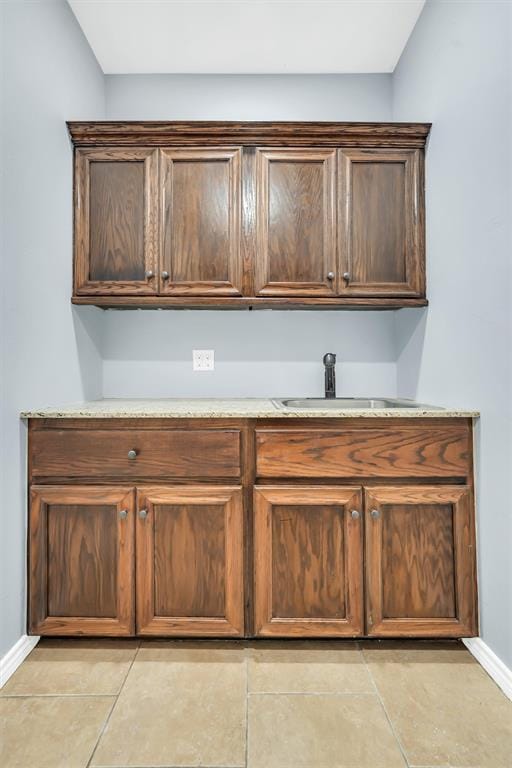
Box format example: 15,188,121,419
160,149,242,296
74,149,159,296
339,149,424,297
68,121,431,308
255,149,336,297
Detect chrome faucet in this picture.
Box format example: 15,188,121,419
323,353,336,399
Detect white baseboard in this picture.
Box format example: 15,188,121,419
463,637,512,701
0,635,40,689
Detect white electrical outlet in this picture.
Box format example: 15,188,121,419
193,349,215,371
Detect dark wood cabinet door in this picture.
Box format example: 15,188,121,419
255,149,337,296
136,485,244,636
254,486,363,637
29,486,135,635
365,486,477,637
74,149,159,295
339,149,425,297
160,149,242,295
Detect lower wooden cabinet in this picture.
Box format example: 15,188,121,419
136,485,244,636
27,419,477,640
29,485,135,636
253,486,364,637
365,485,477,637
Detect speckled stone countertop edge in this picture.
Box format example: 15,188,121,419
20,398,480,420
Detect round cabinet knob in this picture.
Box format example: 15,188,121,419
161,271,170,280
119,509,128,520
145,270,154,279
139,508,148,520
326,271,335,281
127,449,137,460
370,509,380,519
351,510,360,520
343,272,350,282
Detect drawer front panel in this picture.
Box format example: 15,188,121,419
31,429,241,479
256,426,470,479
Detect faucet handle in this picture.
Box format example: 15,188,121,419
323,353,336,366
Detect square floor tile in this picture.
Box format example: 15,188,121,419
0,696,114,768
248,641,372,693
1,639,139,696
248,693,406,768
91,641,246,767
363,641,512,768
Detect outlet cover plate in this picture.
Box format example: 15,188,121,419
193,349,215,371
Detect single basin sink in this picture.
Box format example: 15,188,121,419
273,397,443,410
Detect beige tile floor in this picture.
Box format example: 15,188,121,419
1,638,511,768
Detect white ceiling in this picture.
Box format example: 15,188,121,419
68,0,425,75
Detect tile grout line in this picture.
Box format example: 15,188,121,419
244,649,249,768
0,693,123,699
361,646,412,768
85,640,141,768
247,690,378,696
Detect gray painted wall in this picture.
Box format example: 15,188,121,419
105,73,392,121
101,310,397,399
0,0,105,657
393,0,512,667
102,73,395,399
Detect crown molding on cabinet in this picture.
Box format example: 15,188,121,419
67,121,431,148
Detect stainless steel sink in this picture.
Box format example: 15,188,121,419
273,397,442,410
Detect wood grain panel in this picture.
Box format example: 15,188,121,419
255,149,336,296
254,486,363,637
268,162,324,282
271,505,345,620
89,161,145,281
256,426,470,479
339,149,424,297
154,504,226,618
381,503,456,619
161,149,242,295
136,486,244,636
350,161,406,283
31,429,241,479
29,486,135,636
74,148,159,295
365,485,477,637
47,503,118,618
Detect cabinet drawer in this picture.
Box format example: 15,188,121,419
31,429,241,479
256,426,470,479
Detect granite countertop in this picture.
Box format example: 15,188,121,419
20,398,480,419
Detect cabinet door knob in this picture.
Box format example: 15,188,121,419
326,271,335,281
127,449,137,460
343,272,350,282
139,508,148,520
145,270,154,279
119,509,128,519
370,509,380,519
351,509,360,520
161,271,170,280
